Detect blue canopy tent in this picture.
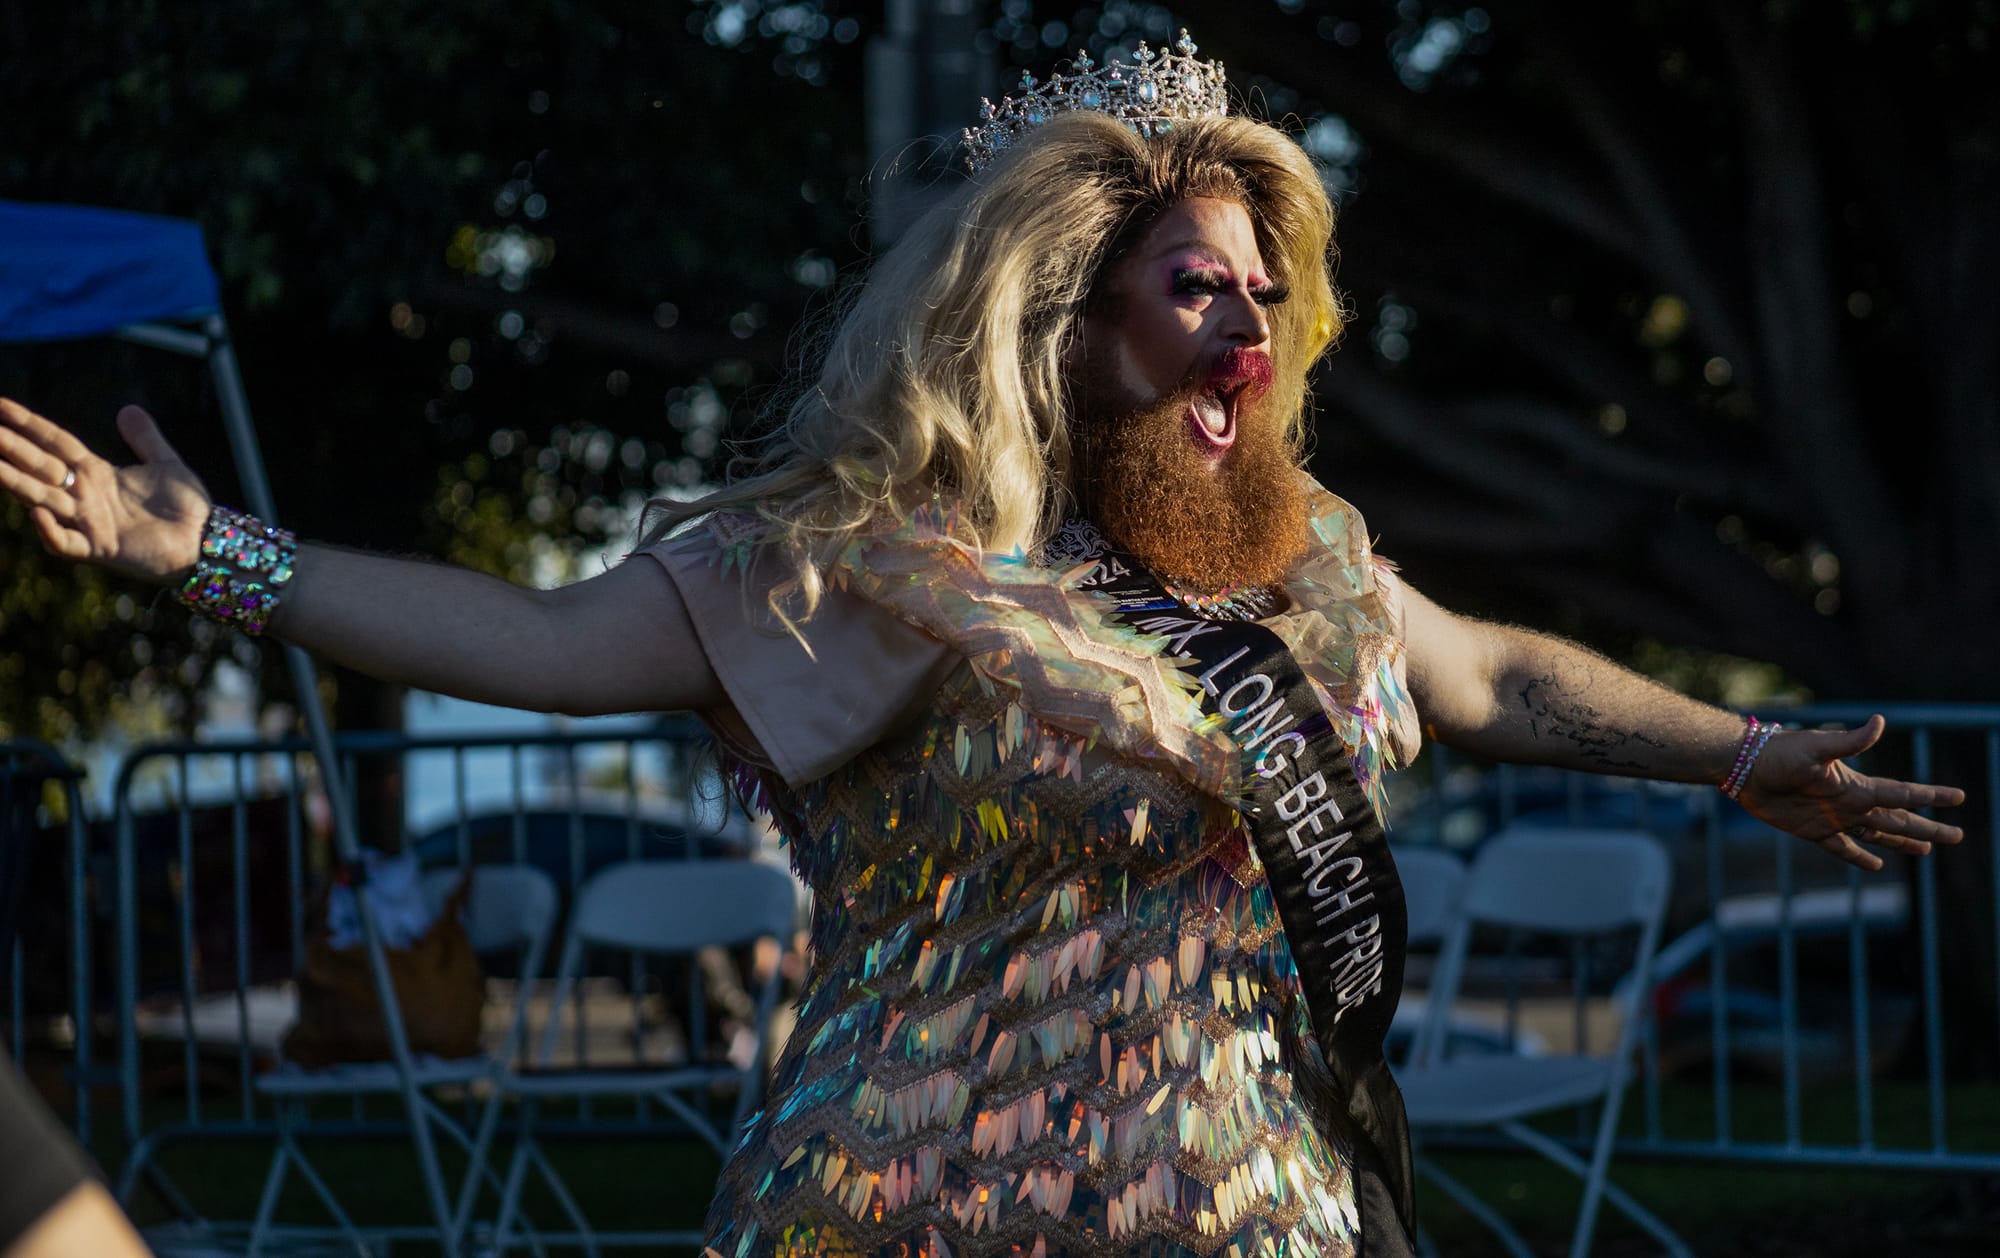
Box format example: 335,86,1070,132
0,200,220,340
0,199,466,1255
0,200,275,508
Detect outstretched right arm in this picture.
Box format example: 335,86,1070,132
0,398,724,718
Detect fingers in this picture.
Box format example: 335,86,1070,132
1808,714,1886,763
0,416,72,488
29,505,90,560
1856,806,1963,846
1861,776,1967,811
0,396,94,466
117,405,184,466
0,448,73,518
1816,797,1965,873
1814,831,1885,873
1845,825,1931,858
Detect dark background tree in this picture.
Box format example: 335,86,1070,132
0,0,874,741
995,0,1997,705
18,0,1987,729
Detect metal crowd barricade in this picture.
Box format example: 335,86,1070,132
1397,702,2000,1175
14,701,1998,1241
0,738,97,1149
85,716,768,1247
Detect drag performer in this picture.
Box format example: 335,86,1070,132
0,34,1964,1258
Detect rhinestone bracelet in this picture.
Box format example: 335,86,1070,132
173,505,298,635
1719,716,1781,800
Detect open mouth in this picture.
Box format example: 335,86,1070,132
1188,385,1238,455
1185,350,1270,459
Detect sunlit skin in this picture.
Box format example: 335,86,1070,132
1081,196,1285,464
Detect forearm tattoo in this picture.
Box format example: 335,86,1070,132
1517,672,1668,772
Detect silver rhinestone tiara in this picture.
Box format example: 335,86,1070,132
961,30,1229,172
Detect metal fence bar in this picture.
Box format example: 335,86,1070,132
626,740,647,1078
175,758,198,1127
453,745,470,869
285,755,306,978
1642,998,1662,1143
1776,817,1800,1150
66,770,92,1151
1992,729,2000,1076
1847,864,1875,1152
232,755,253,1120
450,742,476,1139
1704,788,1731,1146
510,743,527,867
567,742,586,1079
116,793,140,1148
1912,728,1947,1154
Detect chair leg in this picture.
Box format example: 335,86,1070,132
425,1092,544,1257
652,1087,728,1159
451,1088,510,1250
490,1099,541,1257
113,1132,200,1222
244,1129,292,1258
283,1129,370,1254
402,1093,463,1258
247,1101,370,1258
1413,1152,1537,1258
1498,1121,1692,1258
527,1141,601,1258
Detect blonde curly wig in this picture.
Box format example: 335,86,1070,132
641,111,1343,628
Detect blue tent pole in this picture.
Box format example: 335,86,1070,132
115,314,465,1257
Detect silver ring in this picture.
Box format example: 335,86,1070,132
1845,822,1870,839
59,465,76,492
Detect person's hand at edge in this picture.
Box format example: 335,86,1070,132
5,1183,152,1258
0,398,210,585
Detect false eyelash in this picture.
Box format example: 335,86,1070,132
1171,268,1292,308
1171,266,1231,295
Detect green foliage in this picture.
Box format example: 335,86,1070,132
0,494,215,741
0,0,870,740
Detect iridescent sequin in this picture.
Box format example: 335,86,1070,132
702,672,1363,1257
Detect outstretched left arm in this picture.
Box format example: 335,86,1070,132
1395,577,1966,871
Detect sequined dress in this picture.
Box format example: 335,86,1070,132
699,481,1417,1258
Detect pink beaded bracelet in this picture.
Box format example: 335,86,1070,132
1720,716,1781,800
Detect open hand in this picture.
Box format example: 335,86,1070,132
0,398,210,585
1739,714,1966,871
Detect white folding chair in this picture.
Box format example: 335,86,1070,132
485,858,799,1256
1396,826,1690,1258
1397,846,1469,949
248,863,559,1258
1386,846,1468,1067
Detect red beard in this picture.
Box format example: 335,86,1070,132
1072,347,1310,592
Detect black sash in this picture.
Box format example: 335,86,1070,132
1045,521,1417,1235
